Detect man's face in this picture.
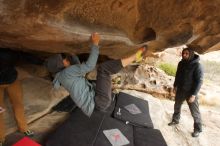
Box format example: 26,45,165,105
182,50,190,60
62,58,70,67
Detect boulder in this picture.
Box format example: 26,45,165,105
0,0,219,58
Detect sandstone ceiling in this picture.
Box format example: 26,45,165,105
0,0,219,58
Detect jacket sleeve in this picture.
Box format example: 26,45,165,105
174,62,181,88
53,72,61,89
191,63,204,96
79,45,99,75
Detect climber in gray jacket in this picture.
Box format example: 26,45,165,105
53,33,147,117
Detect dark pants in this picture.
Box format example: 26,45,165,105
172,89,202,131
95,59,123,111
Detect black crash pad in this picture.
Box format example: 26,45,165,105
46,108,105,146
94,116,133,146
45,108,133,146
45,92,167,146
134,127,167,146
113,92,154,128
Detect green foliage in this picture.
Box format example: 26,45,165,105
158,63,177,76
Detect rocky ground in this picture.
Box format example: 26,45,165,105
123,90,220,146
4,88,220,146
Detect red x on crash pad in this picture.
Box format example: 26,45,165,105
13,137,41,146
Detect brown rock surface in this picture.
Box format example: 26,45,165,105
0,0,220,58
4,75,69,135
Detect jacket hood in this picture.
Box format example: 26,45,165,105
190,54,200,64
181,54,200,64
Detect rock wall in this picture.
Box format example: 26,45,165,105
112,64,175,99
0,0,220,58
4,73,69,135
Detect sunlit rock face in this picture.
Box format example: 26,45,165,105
112,64,175,99
0,0,219,58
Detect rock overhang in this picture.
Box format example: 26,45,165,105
0,0,219,58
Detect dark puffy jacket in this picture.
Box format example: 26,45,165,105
174,54,204,96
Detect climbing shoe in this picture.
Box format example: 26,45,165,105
135,45,148,63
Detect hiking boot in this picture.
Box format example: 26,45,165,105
192,130,201,137
24,130,34,137
194,123,202,132
168,121,179,126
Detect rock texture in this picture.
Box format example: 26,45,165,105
0,0,220,58
112,64,175,99
4,70,68,135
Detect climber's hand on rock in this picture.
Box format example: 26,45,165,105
91,32,100,46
